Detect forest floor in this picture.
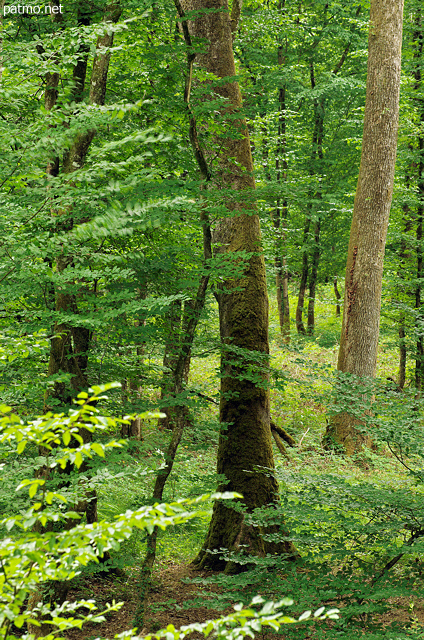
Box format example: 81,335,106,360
65,557,424,639
66,562,231,640
64,290,424,639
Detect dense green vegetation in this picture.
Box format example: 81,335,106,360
1,0,424,638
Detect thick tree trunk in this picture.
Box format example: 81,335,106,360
326,0,404,454
178,0,296,573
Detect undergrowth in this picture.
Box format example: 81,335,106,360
2,287,424,639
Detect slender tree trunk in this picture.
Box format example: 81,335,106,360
159,300,182,430
304,39,352,335
333,276,341,317
416,201,424,390
273,16,290,343
159,301,194,432
397,192,413,389
296,216,310,334
326,0,404,454
306,62,324,336
178,0,296,574
307,217,321,335
414,11,424,392
0,0,4,84
29,6,118,634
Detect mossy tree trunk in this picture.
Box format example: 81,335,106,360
326,0,404,454
178,0,296,573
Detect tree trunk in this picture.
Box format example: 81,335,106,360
46,1,121,409
307,217,321,335
326,0,404,454
178,0,296,573
159,300,183,430
136,78,213,618
296,216,310,334
306,63,324,336
414,11,424,392
397,189,413,390
333,276,341,317
416,200,424,391
273,20,290,343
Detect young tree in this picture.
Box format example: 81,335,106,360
326,0,405,454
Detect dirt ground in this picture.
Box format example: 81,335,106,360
66,562,229,640
64,561,424,640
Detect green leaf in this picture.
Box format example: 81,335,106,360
298,611,311,621
29,482,40,498
17,440,27,454
91,442,105,457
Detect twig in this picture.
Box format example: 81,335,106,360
298,427,310,448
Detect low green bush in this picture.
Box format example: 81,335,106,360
0,383,338,640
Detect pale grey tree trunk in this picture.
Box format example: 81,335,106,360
327,0,404,454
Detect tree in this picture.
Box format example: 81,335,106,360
178,0,296,573
326,0,405,454
45,0,122,409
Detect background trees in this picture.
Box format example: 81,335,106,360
3,0,424,638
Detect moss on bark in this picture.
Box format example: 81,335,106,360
181,0,296,572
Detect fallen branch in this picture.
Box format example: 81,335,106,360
270,421,296,447
271,429,289,460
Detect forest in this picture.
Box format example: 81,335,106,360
1,0,424,638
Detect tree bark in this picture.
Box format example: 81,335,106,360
46,1,121,408
178,0,296,573
414,11,424,392
273,16,290,343
326,0,404,454
333,276,341,317
307,217,321,335
296,216,310,334
397,181,413,390
306,75,324,336
159,300,183,430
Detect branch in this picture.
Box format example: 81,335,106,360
272,429,290,460
173,0,211,182
271,421,296,447
230,0,243,41
332,6,361,75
